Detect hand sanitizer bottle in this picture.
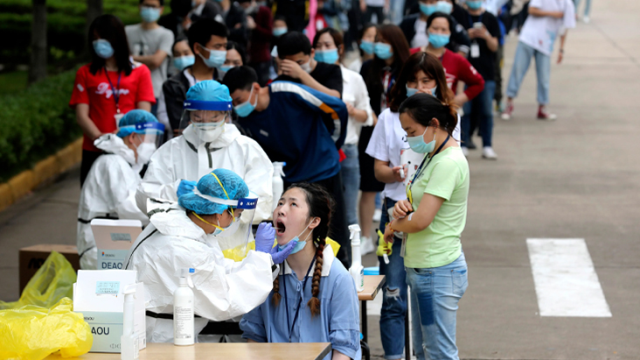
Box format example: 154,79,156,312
121,285,139,360
348,224,364,292
174,268,195,346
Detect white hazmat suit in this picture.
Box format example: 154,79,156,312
124,204,274,343
77,134,149,269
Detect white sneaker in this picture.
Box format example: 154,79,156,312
361,236,376,255
482,147,498,160
583,16,590,23
461,146,469,157
373,208,382,222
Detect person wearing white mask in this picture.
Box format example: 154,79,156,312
126,0,175,115
77,110,165,270
218,41,246,80
137,80,274,229
274,31,342,99
161,18,228,136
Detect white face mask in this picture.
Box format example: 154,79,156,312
136,142,156,165
301,60,312,73
193,120,225,142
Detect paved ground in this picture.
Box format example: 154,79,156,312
1,1,640,358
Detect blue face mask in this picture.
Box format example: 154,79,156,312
360,41,374,55
93,39,114,59
277,221,313,255
314,49,339,64
140,6,161,23
273,27,288,37
428,33,450,48
219,65,234,73
419,3,437,17
174,55,195,70
198,46,227,68
466,0,483,10
436,0,453,14
407,126,437,153
374,42,393,60
406,86,418,97
234,86,258,117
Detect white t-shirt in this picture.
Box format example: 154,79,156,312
365,0,385,7
518,0,576,56
341,66,374,145
366,109,462,201
412,19,429,48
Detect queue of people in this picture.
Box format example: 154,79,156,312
69,1,578,359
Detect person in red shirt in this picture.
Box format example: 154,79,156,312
410,13,484,109
70,14,156,186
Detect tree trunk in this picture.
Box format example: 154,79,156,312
28,0,47,84
85,0,103,48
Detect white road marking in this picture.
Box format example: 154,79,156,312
527,238,612,317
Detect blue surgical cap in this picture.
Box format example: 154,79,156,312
116,110,160,138
179,169,249,215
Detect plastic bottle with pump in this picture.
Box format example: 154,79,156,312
121,285,139,360
348,224,364,292
174,268,195,346
272,162,286,211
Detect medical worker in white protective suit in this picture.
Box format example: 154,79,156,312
136,80,273,225
125,169,298,343
77,110,165,269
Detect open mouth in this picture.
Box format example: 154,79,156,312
275,219,286,235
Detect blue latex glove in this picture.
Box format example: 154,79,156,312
255,223,276,254
177,180,197,197
270,240,298,264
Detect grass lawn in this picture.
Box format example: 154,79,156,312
0,71,28,95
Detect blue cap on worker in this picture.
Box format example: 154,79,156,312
179,169,249,215
116,109,165,138
183,80,233,111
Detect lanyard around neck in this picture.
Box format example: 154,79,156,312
283,259,316,343
408,134,451,205
105,67,122,112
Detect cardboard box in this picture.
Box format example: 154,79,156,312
91,219,142,270
19,244,80,293
73,271,146,353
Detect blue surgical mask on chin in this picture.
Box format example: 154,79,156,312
234,86,258,117
406,86,418,97
278,222,313,255
198,47,227,68
419,3,437,17
436,0,453,14
407,126,437,153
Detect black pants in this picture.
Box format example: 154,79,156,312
365,6,384,24
80,149,103,187
284,171,351,269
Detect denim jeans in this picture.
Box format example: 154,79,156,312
389,0,406,25
506,41,551,105
340,144,360,226
378,198,408,359
574,0,592,16
462,80,496,148
406,253,468,360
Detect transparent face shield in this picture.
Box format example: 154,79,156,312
119,122,165,169
178,99,232,143
193,187,259,259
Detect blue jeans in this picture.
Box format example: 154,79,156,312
462,80,496,148
574,0,592,16
389,0,406,25
378,198,408,359
406,253,468,360
340,144,360,226
506,41,551,105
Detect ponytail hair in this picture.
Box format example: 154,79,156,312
270,182,334,316
398,93,458,138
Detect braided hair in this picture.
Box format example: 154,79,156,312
271,183,334,317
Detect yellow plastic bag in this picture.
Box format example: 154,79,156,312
222,238,341,262
0,298,93,360
0,251,77,310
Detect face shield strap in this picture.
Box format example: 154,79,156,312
192,188,259,210
183,100,233,111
